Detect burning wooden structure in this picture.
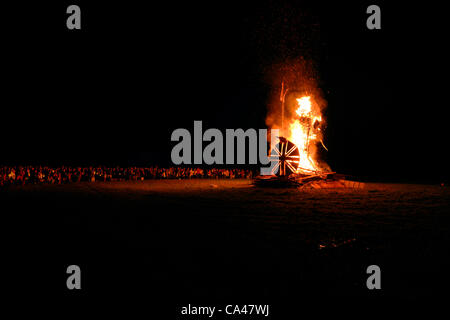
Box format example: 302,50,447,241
254,82,363,189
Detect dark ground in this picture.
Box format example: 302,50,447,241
3,179,450,316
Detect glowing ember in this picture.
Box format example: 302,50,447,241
288,95,323,172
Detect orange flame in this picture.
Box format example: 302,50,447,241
288,95,323,172
295,96,312,116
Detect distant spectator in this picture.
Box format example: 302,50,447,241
0,166,255,187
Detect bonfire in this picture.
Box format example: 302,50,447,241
255,82,362,189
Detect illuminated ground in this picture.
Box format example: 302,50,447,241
4,179,450,306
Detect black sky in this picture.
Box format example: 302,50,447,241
2,1,449,182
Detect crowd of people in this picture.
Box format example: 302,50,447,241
0,166,255,186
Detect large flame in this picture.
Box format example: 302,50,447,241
288,95,323,172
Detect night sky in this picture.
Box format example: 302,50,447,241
2,1,448,183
